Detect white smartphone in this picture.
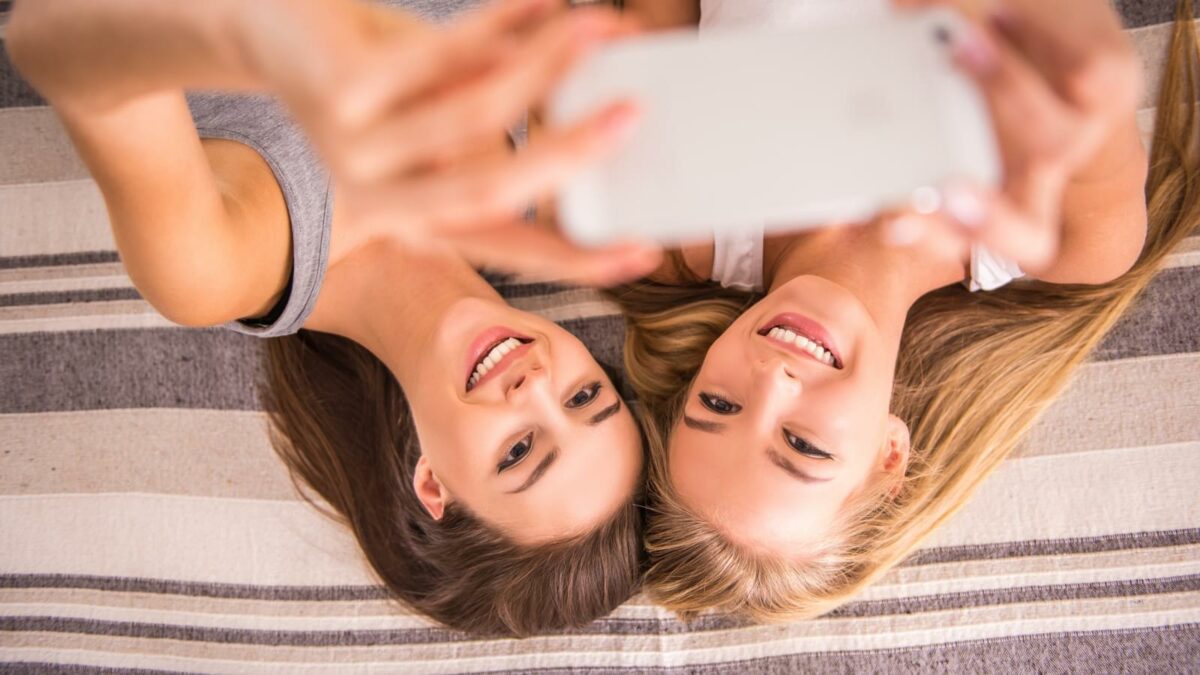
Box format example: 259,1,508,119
547,8,1001,246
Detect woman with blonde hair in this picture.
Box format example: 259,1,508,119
616,0,1197,620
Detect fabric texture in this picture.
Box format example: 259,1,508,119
1,1,1198,672
711,223,765,290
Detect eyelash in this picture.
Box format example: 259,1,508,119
498,432,534,473
699,392,742,415
566,381,602,409
496,382,601,474
783,430,833,460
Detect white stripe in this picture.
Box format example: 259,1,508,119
0,265,133,294
928,442,1200,548
0,180,114,257
0,300,178,334
0,493,376,587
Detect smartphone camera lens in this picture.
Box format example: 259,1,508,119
933,25,951,45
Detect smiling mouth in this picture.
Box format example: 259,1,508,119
466,336,534,392
757,315,844,370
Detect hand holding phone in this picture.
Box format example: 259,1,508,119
548,8,1001,246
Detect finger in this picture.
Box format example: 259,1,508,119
335,0,564,129
341,9,627,183
879,211,969,261
392,100,641,231
941,182,1060,272
952,21,1101,174
989,7,1140,121
450,222,663,286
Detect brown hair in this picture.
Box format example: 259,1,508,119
261,329,645,637
616,2,1200,622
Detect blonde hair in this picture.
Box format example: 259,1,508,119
614,3,1200,622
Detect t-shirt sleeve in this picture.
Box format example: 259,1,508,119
186,92,333,338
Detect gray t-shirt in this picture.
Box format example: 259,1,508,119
186,0,482,337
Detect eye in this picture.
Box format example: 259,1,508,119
699,392,742,415
565,381,602,409
498,432,534,473
784,429,833,460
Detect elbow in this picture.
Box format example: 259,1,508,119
127,267,251,329
144,291,241,329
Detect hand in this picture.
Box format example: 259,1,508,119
232,0,659,286
888,0,1142,274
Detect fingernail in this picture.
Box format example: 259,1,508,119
944,185,987,229
600,103,641,141
885,216,926,247
953,24,998,74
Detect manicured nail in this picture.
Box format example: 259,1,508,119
944,185,987,229
953,23,998,74
885,216,925,247
600,103,641,141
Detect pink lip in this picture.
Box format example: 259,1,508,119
464,326,534,393
757,313,844,369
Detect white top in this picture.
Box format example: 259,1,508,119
702,0,1024,292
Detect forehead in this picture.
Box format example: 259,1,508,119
667,422,846,553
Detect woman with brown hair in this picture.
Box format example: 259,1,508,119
8,0,659,636
616,0,1196,621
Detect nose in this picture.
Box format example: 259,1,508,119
505,362,548,402
754,357,802,395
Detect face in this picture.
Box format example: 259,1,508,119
405,298,643,545
669,276,909,557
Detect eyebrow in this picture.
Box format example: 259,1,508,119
508,448,559,494
767,448,833,484
587,400,622,426
683,415,727,434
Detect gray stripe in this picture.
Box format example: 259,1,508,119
0,251,120,270
1116,0,1200,29
1,575,1196,643
1095,267,1200,361
497,624,1200,675
0,287,141,308
0,574,388,601
0,42,45,109
0,317,625,414
0,328,262,413
903,528,1200,566
1,662,165,667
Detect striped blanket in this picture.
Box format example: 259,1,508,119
1,2,1198,672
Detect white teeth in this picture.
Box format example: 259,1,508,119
764,325,836,367
469,338,524,388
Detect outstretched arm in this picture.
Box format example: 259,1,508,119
5,0,398,325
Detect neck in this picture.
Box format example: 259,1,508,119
324,240,502,388
764,227,961,346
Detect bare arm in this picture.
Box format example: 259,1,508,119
1034,119,1148,285
7,0,301,325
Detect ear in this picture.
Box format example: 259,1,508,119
412,455,449,521
881,414,912,497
